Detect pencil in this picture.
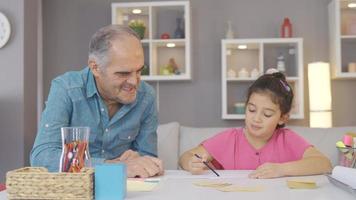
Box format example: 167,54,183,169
194,153,220,177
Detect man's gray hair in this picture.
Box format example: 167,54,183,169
88,25,140,68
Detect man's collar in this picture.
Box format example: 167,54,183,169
86,68,98,98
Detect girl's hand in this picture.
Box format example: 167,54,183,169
248,162,285,179
188,153,209,175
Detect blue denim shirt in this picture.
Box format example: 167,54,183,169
30,67,158,172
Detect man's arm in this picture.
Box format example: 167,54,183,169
132,93,158,157
30,79,72,172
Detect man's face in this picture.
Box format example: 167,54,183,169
90,35,144,105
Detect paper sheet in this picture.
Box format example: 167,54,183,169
331,166,356,189
286,179,317,189
127,179,160,192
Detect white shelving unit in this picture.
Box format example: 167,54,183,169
112,1,191,81
329,0,356,79
221,38,304,120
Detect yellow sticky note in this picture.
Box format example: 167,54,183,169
287,179,317,189
193,180,232,188
127,180,159,192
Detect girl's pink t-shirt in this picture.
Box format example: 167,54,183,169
202,127,312,170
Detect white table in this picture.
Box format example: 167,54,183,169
1,170,355,200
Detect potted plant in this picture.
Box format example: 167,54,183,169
128,20,146,39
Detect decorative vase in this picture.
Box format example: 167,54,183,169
281,17,292,38
225,20,234,39
227,68,237,78
250,68,259,78
277,55,286,74
60,127,91,173
174,18,185,39
238,68,249,78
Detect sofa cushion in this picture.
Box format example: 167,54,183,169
157,122,180,169
179,127,226,156
288,126,356,166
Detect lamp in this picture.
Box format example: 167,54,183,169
308,62,332,128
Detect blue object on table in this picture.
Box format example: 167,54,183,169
95,163,127,200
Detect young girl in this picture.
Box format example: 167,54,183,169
179,69,332,179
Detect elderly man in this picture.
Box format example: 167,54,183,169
30,25,163,178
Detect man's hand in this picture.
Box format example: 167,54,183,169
124,156,164,178
105,149,140,163
248,163,284,179
119,149,140,161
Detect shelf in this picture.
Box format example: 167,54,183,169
329,0,356,79
341,35,356,39
227,77,257,82
222,38,304,120
112,1,191,81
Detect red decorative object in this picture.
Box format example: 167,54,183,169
160,32,170,39
0,183,5,191
281,17,292,38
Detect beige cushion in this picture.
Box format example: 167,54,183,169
288,126,356,166
179,126,225,156
157,122,180,169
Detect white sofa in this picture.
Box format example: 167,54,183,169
157,122,356,170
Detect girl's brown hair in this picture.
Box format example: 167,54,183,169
246,72,294,128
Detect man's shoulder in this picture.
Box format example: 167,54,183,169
52,67,89,89
138,81,156,100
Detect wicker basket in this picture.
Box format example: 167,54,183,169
6,167,94,200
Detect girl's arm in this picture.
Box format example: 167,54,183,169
249,147,332,179
179,145,214,174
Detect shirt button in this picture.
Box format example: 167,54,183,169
255,152,259,155
105,128,109,132
101,108,104,112
101,149,105,154
128,136,131,139
45,124,49,128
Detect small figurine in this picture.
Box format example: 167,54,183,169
168,58,181,75
160,33,170,39
225,20,234,39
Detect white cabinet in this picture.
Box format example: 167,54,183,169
112,1,191,81
221,38,304,119
329,0,356,78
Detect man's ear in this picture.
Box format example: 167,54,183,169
278,113,289,125
88,59,100,77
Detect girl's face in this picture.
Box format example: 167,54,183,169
245,92,288,141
